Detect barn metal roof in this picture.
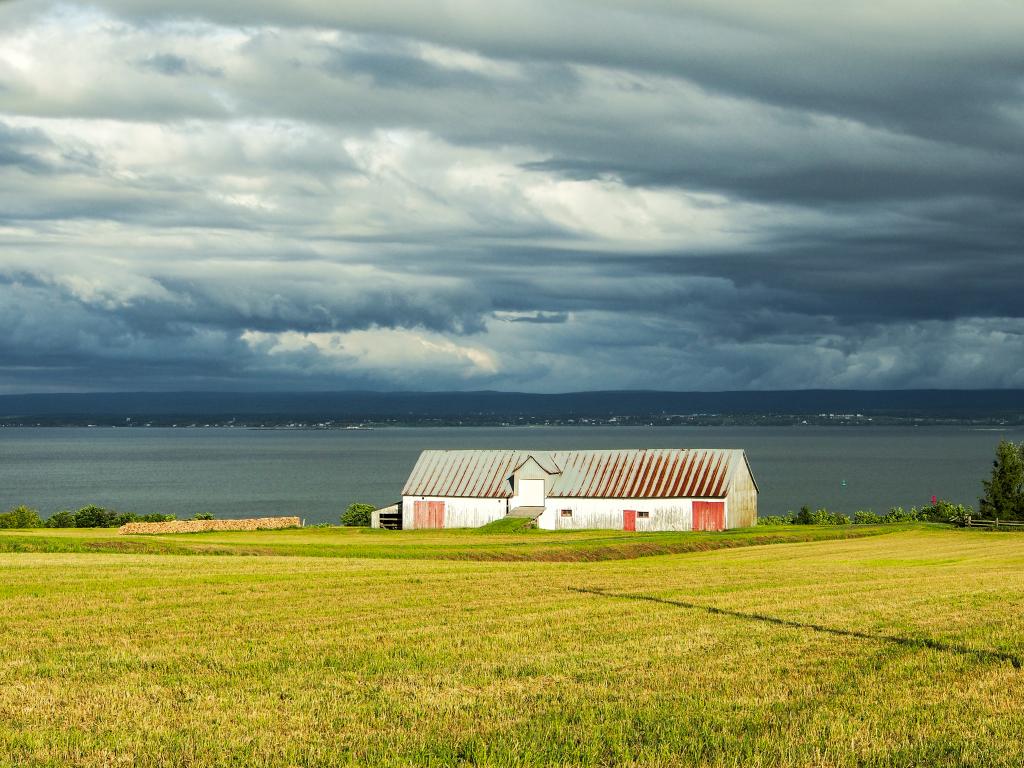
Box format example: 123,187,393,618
401,449,755,499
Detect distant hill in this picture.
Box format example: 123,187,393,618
1,390,1022,426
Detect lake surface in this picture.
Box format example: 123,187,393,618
1,426,1020,524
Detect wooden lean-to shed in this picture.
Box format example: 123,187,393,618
398,448,758,531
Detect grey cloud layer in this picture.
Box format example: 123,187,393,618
0,1,1022,392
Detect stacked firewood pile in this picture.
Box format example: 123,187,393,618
119,516,300,535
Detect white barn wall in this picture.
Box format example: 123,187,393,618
727,462,758,528
537,497,729,532
401,495,507,529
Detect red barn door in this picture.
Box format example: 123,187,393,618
430,501,445,528
414,500,446,528
623,509,637,531
693,501,725,531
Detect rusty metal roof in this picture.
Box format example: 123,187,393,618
401,449,755,499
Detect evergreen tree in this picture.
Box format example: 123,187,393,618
979,440,1024,520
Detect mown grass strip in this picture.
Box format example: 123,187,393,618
570,586,1024,668
0,525,901,561
454,526,898,561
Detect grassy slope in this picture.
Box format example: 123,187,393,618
1,528,1023,767
0,523,902,561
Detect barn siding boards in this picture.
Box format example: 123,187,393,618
727,457,759,528
540,497,698,532
402,496,506,529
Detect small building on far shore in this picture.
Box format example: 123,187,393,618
398,448,757,531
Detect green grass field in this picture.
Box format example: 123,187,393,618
1,525,1022,766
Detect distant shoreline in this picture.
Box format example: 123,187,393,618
1,390,1021,429
2,418,1023,429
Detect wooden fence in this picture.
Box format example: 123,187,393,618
963,518,1024,530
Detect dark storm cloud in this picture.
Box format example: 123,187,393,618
498,311,570,325
0,1,1022,391
0,121,55,173
321,41,581,99
325,47,497,92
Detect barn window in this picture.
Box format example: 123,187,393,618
560,509,573,517
637,510,650,519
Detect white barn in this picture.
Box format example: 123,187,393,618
398,448,758,531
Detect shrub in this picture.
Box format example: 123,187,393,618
73,505,130,528
0,505,44,529
852,510,881,525
818,508,849,525
883,506,923,523
758,514,794,525
919,499,973,524
45,509,77,528
943,505,974,527
192,512,215,520
794,506,848,525
341,502,375,527
74,505,108,527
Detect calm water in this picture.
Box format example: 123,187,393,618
1,426,1020,524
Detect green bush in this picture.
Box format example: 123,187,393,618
73,505,144,528
852,510,881,525
192,512,215,521
45,509,77,528
758,514,794,525
793,506,848,525
0,505,44,529
919,499,972,524
819,508,849,525
72,505,115,528
883,506,922,523
341,502,375,527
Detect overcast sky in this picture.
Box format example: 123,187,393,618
2,1,1023,393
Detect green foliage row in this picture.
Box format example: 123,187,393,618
0,506,46,529
759,500,973,527
0,504,177,529
759,506,846,526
